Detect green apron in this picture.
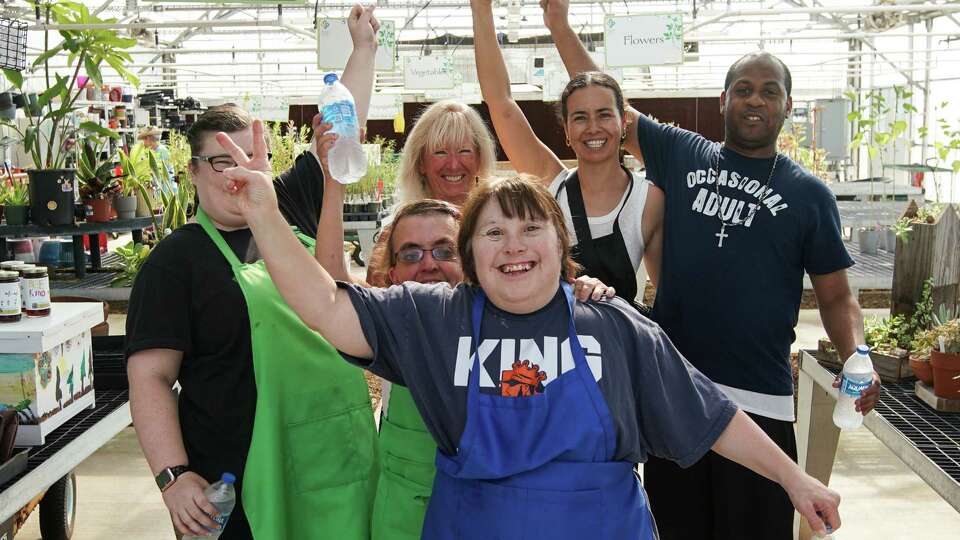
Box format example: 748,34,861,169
371,381,437,540
197,209,378,540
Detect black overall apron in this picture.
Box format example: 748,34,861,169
556,168,641,307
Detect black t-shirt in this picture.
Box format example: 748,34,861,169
125,152,324,539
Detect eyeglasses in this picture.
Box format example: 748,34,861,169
395,245,458,264
192,152,272,173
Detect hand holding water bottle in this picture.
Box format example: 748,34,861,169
182,472,237,539
161,471,220,537
833,345,879,429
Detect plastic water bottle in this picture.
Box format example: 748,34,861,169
319,73,367,184
833,345,874,429
183,473,236,539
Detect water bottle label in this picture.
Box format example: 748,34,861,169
321,100,358,133
840,375,871,397
213,511,231,528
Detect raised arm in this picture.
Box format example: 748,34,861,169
470,0,564,182
339,4,379,126
541,0,645,163
309,119,359,283
220,121,373,358
712,410,841,537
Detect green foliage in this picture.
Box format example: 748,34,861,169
913,318,960,357
117,143,163,197
777,122,830,182
76,132,120,199
0,1,138,170
345,135,400,198
268,121,312,178
3,179,30,206
167,130,192,186
110,241,151,287
846,86,913,173
864,278,935,352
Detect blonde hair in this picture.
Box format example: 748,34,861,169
137,126,163,141
395,100,497,205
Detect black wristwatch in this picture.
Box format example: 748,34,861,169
155,465,190,492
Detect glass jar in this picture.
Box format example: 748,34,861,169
0,270,21,322
0,261,25,271
23,266,50,317
17,264,34,310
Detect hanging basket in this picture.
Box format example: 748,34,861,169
0,17,27,72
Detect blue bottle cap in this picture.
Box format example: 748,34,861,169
856,345,870,355
323,73,338,85
221,472,236,484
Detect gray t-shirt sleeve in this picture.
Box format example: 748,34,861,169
631,321,738,467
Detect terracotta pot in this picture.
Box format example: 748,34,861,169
85,198,114,222
930,350,960,399
910,356,934,386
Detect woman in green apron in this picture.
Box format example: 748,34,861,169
126,7,381,539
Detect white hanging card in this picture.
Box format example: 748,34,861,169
316,18,396,71
403,56,457,91
368,93,402,120
604,14,684,67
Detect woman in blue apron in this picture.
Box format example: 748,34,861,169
218,147,844,539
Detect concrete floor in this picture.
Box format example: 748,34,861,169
13,309,960,539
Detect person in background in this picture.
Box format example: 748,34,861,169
541,0,878,537
125,6,381,539
137,125,175,185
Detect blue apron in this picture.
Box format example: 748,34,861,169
421,283,657,540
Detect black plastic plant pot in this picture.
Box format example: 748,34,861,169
11,93,25,108
28,169,76,226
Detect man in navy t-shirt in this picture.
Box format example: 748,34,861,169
628,53,881,539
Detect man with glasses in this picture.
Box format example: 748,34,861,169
126,6,382,539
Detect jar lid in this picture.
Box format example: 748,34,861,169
0,270,18,278
22,266,47,277
0,261,25,269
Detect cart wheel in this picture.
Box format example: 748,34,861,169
39,472,77,540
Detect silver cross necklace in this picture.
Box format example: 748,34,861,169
711,144,779,248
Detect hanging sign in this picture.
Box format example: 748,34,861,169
259,95,289,122
604,13,684,67
542,69,569,103
403,56,457,91
317,18,396,71
369,93,402,120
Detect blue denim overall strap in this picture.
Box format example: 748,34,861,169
422,283,655,539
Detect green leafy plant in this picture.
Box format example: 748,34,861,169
110,241,151,287
0,1,138,170
912,318,960,357
777,120,831,182
845,86,913,176
860,278,935,353
268,121,312,178
4,180,30,206
346,135,400,198
76,132,120,199
117,144,163,197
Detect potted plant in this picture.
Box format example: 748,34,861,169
76,133,119,222
3,180,30,225
913,305,960,397
0,1,138,226
857,224,881,255
117,144,162,220
76,132,120,222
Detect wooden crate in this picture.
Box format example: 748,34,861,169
816,339,914,383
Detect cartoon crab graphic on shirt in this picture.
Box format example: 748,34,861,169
500,360,547,397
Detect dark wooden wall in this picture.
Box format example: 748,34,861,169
289,96,723,160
